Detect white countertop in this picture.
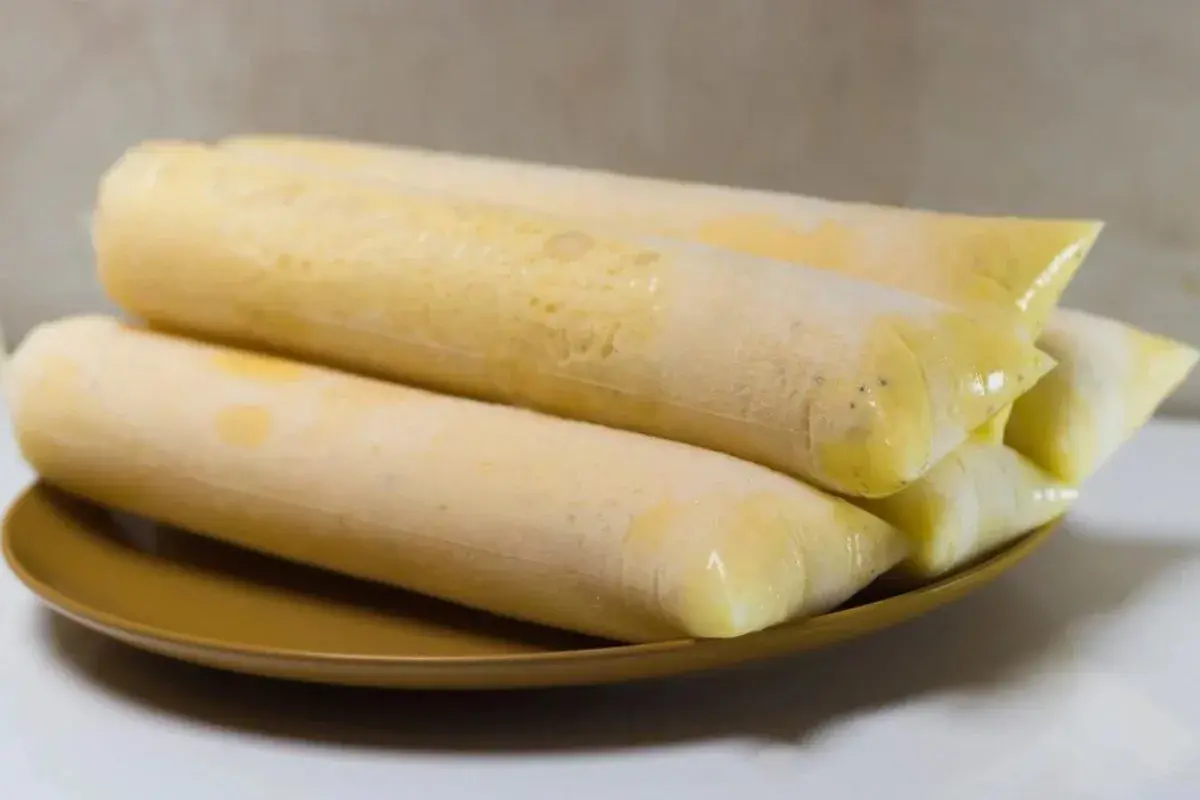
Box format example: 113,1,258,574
2,410,1199,800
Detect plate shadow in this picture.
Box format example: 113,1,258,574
39,519,1198,754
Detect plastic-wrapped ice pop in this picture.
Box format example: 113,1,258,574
94,142,1052,497
7,316,907,642
859,440,1075,580
1006,309,1198,484
221,135,1101,335
221,136,1102,445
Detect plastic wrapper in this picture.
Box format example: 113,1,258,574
6,316,909,642
94,142,1053,497
221,135,1102,335
223,136,1101,445
859,439,1075,580
1006,309,1199,484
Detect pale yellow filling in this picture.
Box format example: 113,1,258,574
221,135,1102,333
1006,309,1198,484
219,136,1101,443
7,315,908,642
94,142,1050,497
858,439,1076,579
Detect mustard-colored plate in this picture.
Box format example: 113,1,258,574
3,483,1058,690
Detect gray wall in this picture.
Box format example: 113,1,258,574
4,0,1198,411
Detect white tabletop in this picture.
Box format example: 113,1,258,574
2,410,1199,800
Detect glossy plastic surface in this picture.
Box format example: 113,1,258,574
7,317,907,642
1007,309,1198,484
859,440,1076,580
222,135,1101,334
95,142,1051,496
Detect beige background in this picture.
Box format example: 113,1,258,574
3,0,1198,411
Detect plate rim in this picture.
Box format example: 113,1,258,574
3,481,1060,676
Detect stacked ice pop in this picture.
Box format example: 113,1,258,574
5,138,1195,642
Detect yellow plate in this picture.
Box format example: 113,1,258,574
3,483,1057,690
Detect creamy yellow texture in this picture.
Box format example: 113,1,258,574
1006,309,1198,484
972,406,1014,444
210,350,307,382
220,135,1098,443
7,315,908,642
214,404,273,448
94,142,1052,496
858,440,1075,580
220,135,1102,334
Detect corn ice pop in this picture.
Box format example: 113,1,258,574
221,135,1101,335
858,439,1075,580
1006,309,1198,484
223,136,1097,446
94,142,1053,497
6,316,908,642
